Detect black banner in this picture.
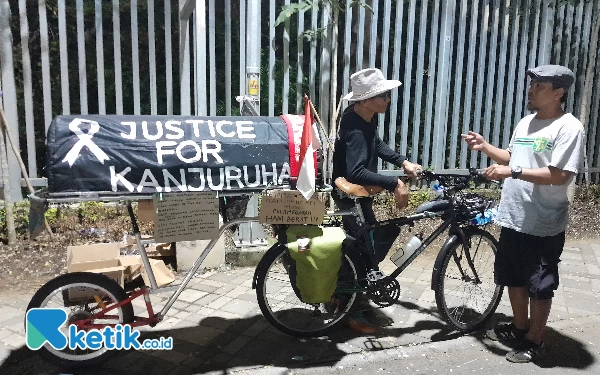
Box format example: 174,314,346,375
45,115,293,194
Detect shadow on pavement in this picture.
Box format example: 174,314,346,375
0,307,595,374
474,313,595,369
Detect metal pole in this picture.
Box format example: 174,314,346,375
235,0,266,247
0,1,23,203
246,0,260,114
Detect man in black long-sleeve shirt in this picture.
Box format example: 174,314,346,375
333,68,421,249
332,68,422,333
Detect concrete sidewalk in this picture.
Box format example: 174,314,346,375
1,238,599,375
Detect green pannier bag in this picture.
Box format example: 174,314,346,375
286,225,346,304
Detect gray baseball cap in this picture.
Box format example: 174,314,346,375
526,65,575,89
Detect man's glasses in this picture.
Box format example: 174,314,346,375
372,91,391,100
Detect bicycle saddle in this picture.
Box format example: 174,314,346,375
334,177,384,197
415,199,451,214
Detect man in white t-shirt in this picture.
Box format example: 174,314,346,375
461,65,584,363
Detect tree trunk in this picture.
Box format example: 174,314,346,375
0,124,17,245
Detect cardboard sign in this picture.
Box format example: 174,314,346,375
153,191,220,243
259,190,325,225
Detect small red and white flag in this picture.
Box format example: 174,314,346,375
296,96,321,200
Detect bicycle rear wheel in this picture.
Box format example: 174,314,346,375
255,243,365,337
26,272,135,368
435,228,503,332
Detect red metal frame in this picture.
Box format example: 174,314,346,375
72,287,161,330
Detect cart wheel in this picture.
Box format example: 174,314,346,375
26,272,135,369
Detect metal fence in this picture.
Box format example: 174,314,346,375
1,0,599,203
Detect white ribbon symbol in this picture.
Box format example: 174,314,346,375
62,118,110,166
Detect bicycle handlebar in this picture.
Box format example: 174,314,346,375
416,168,497,186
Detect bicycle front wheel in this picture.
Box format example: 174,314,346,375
255,243,365,337
435,228,503,332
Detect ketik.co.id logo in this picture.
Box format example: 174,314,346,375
26,308,172,351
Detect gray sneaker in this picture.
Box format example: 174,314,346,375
506,339,545,363
485,323,528,344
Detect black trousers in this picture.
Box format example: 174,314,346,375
333,193,394,264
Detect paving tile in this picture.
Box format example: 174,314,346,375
167,366,195,375
171,300,192,311
1,333,25,348
207,295,233,310
241,318,271,337
174,319,200,329
0,329,13,341
0,316,25,332
219,299,259,316
177,325,224,346
237,293,259,302
150,348,190,364
585,263,600,275
174,310,193,320
180,355,209,369
157,317,183,331
178,289,208,304
0,306,23,321
183,312,209,325
235,338,281,363
189,283,219,294
167,338,204,355
197,306,217,316
208,272,239,283
561,277,593,290
224,286,251,298
213,284,237,295
565,294,600,314
561,251,584,261
563,286,598,298
200,279,226,288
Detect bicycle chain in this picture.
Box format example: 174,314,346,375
368,276,401,307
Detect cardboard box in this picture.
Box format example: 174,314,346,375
65,243,173,300
67,243,121,272
141,258,175,287
66,243,125,301
138,200,155,222
118,255,143,283
119,241,175,258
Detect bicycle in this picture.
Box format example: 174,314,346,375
252,168,503,337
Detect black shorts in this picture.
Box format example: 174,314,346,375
495,226,565,300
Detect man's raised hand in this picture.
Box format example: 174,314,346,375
461,131,487,151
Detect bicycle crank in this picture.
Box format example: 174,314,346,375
368,277,401,307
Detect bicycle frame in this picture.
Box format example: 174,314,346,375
28,187,295,328
341,176,491,292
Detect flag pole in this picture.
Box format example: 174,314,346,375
306,95,334,151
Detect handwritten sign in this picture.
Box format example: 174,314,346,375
153,192,220,242
259,190,325,225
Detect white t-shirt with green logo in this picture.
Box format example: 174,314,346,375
495,113,585,237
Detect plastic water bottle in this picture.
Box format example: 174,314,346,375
391,234,423,267
430,181,445,198
471,208,498,225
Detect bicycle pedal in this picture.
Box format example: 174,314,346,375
367,270,386,282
